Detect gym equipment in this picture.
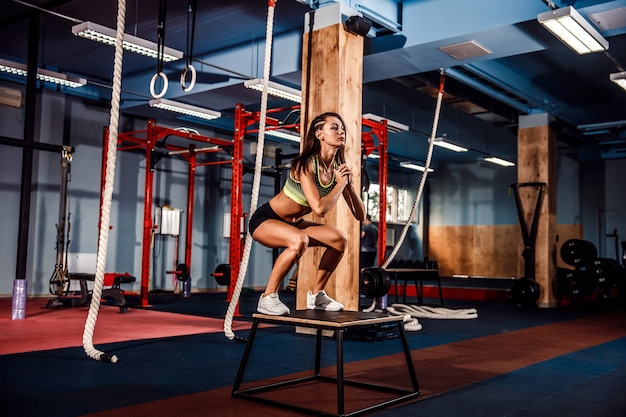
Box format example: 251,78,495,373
233,311,419,416
509,182,546,306
361,71,476,331
557,237,626,306
560,238,598,267
510,276,541,306
47,273,136,313
49,146,73,296
149,0,170,99
386,260,443,306
584,257,622,287
224,0,276,341
83,0,126,363
556,268,593,298
166,263,192,297
359,267,391,299
179,0,198,92
360,72,447,331
212,263,231,286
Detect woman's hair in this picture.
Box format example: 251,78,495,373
290,112,346,175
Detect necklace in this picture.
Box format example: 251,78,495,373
320,156,333,172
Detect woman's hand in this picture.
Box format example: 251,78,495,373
334,163,352,186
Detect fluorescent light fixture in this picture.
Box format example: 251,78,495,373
0,58,86,88
400,161,434,172
149,98,221,121
264,128,301,142
537,6,608,54
610,72,626,92
484,156,515,167
244,78,301,103
362,113,409,133
367,153,380,159
433,137,469,152
72,21,184,62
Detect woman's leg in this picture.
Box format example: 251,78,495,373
298,221,347,293
253,220,309,295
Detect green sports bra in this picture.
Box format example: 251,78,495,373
283,155,337,207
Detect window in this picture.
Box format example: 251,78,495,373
362,183,416,223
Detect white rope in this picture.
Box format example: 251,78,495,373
381,75,443,271
224,1,276,340
370,304,478,332
388,304,478,320
362,71,478,331
82,0,126,362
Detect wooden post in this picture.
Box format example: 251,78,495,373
517,113,557,308
296,5,364,311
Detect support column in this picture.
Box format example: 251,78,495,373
517,113,557,308
296,4,365,311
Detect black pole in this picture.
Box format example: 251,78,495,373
15,11,40,281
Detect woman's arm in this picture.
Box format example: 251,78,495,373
299,162,347,217
299,161,365,220
342,182,366,221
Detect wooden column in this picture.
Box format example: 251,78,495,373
517,113,557,308
296,5,364,311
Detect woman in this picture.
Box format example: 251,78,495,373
249,112,366,315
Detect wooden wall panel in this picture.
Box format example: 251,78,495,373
428,224,583,279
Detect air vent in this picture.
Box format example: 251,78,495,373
439,40,492,60
588,7,626,31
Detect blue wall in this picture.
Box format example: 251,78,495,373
1,85,624,297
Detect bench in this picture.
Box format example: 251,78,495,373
386,259,443,306
46,272,136,313
232,310,420,417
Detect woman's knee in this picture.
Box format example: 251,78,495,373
336,230,348,252
287,232,309,256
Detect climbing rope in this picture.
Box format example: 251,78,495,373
224,0,276,341
363,71,478,329
82,0,126,363
381,71,445,271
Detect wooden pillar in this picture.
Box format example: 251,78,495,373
517,113,557,308
296,4,364,311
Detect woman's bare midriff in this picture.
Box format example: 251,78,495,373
268,191,312,223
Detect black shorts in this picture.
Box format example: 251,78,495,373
248,202,303,235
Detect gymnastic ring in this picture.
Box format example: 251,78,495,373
150,71,169,98
180,64,196,92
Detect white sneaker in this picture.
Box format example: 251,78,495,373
257,293,290,316
307,290,344,311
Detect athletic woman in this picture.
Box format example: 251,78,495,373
249,112,366,315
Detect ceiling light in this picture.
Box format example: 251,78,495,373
400,161,434,172
367,153,380,159
610,72,626,92
244,78,301,103
149,98,221,121
72,21,184,62
264,128,301,142
0,58,86,88
433,137,469,152
362,113,409,133
537,6,608,54
484,156,515,167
